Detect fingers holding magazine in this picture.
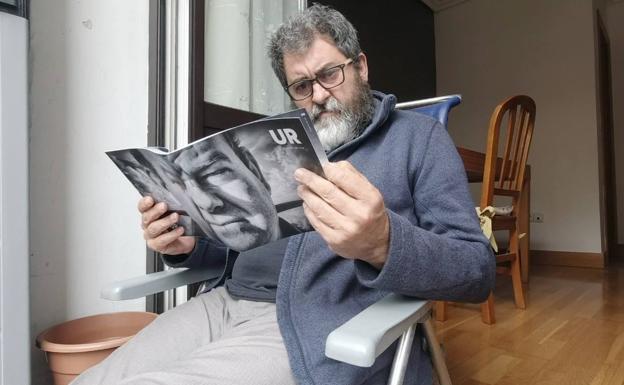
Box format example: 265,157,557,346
294,161,390,269
138,196,196,255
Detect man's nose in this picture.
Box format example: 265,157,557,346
311,81,331,106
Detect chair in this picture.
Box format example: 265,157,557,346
395,94,461,125
436,95,536,325
102,94,462,385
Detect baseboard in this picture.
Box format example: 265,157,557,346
530,250,605,269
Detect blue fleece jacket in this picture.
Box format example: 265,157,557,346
164,91,495,385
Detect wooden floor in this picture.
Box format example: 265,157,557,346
434,261,624,385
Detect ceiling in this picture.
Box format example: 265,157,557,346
423,0,624,12
421,0,470,12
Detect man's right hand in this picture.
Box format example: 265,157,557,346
139,196,196,255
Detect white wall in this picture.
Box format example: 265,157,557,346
0,12,30,385
607,1,624,244
29,1,150,383
436,0,603,254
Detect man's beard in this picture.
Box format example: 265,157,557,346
310,78,375,152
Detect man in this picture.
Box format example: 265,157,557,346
74,5,494,385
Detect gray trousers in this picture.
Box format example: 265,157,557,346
72,287,296,385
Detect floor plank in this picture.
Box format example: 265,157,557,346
435,261,624,385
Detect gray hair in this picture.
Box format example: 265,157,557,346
268,4,362,88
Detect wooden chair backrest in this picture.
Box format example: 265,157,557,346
480,95,536,209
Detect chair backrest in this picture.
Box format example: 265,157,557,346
395,94,462,128
480,95,536,209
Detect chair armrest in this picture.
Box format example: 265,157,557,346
101,267,212,301
325,294,431,367
395,94,461,110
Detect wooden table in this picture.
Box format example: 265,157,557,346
457,147,531,283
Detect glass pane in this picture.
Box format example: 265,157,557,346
0,0,17,6
204,0,301,115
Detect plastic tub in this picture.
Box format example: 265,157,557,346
36,311,157,385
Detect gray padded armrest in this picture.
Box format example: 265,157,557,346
325,294,431,367
101,267,212,301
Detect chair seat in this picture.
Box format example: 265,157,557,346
491,215,517,231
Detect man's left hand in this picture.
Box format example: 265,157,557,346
294,161,389,269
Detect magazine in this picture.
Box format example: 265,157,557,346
107,108,328,252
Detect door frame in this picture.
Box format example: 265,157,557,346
595,10,618,264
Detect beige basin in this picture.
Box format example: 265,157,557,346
36,311,157,385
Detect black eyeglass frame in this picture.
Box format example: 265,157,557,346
285,58,356,101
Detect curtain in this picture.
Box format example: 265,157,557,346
204,0,301,115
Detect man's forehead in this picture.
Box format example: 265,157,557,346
283,36,347,78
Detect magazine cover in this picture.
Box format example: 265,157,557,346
107,109,328,252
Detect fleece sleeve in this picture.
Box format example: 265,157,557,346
354,122,495,303
161,237,229,270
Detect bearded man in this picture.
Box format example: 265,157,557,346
73,5,494,385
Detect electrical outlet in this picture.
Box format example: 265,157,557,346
530,213,544,223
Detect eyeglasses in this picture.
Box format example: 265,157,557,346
285,58,354,101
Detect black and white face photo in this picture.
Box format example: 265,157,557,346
172,135,281,251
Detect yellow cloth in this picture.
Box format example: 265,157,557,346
476,206,498,252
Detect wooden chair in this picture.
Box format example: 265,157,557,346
437,95,536,325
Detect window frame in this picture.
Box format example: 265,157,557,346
0,0,28,18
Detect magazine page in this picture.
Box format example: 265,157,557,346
265,109,327,165
107,110,327,252
106,147,203,236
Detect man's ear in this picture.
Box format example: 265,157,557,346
356,52,368,82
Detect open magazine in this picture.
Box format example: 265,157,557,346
107,109,328,252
